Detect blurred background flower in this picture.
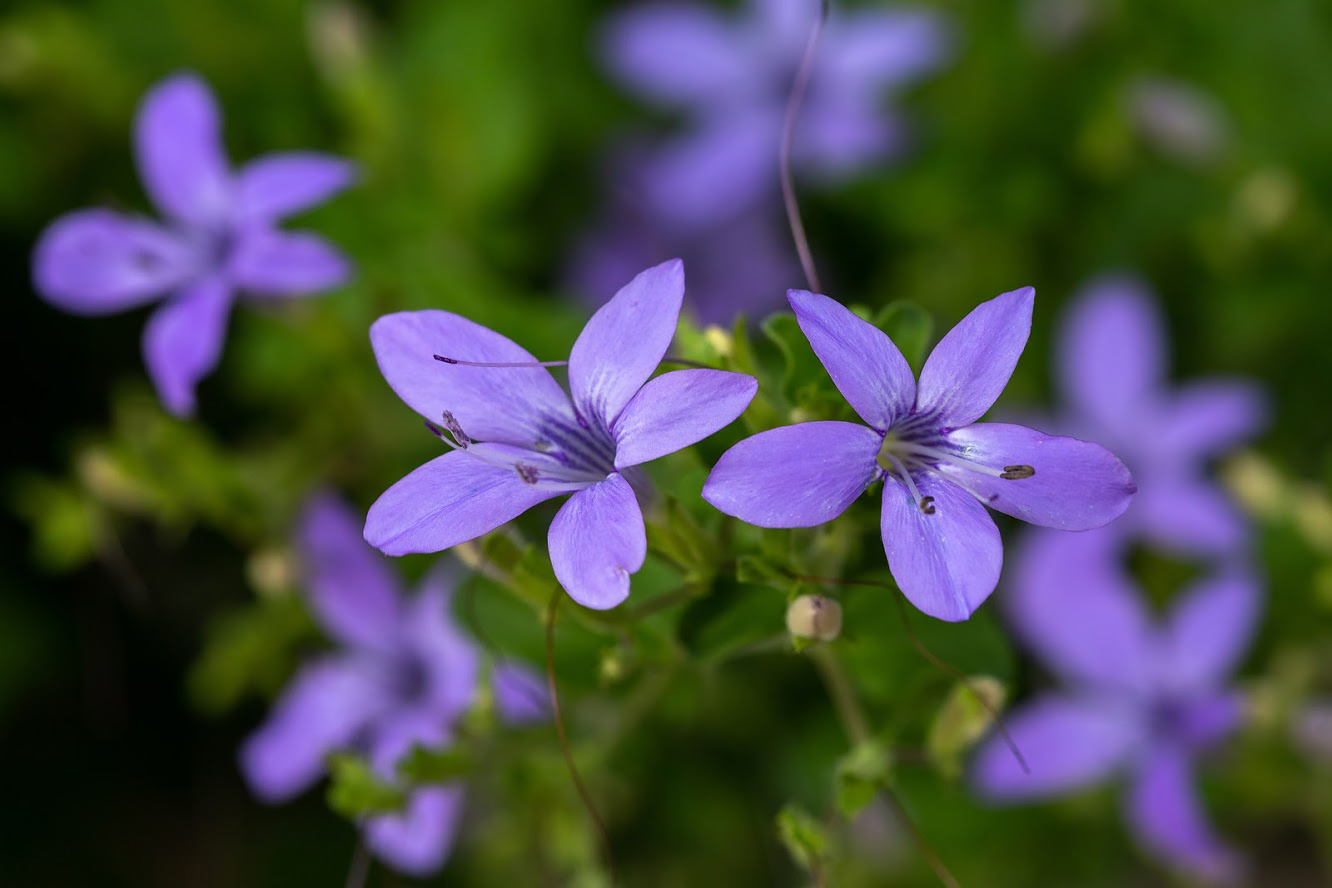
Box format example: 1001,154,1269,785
32,72,355,416
974,528,1260,883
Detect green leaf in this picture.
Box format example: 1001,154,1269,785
648,496,719,581
925,675,1008,780
326,754,407,818
187,596,313,714
776,803,832,874
397,744,472,784
835,740,893,818
735,554,793,590
672,314,730,365
761,312,823,401
11,475,98,571
873,301,934,371
679,582,783,663
730,316,787,432
480,533,559,612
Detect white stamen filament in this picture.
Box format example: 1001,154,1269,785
434,434,602,490
884,453,935,514
891,441,1035,482
892,442,1008,478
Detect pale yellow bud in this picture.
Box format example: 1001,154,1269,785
786,594,842,642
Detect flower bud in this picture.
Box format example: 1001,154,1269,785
786,594,842,642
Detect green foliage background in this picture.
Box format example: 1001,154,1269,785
2,0,1331,885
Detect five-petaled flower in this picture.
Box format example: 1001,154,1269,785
972,528,1257,883
702,287,1136,621
1051,274,1266,556
241,492,544,876
363,259,758,609
601,0,950,228
33,72,356,416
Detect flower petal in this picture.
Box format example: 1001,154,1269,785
1158,568,1260,694
363,710,466,875
1124,745,1245,883
881,472,1002,621
944,422,1136,531
548,473,646,610
1174,692,1244,751
917,287,1034,427
229,228,350,296
971,694,1146,801
1156,380,1267,461
134,73,231,226
612,368,757,468
1057,274,1164,436
794,98,904,180
298,491,402,649
788,289,916,430
822,8,951,92
569,259,684,425
366,786,465,877
239,656,385,802
367,709,445,777
32,209,197,314
702,422,881,527
600,3,753,106
364,451,564,556
370,310,573,447
233,153,357,223
491,661,549,724
405,567,480,720
1134,476,1249,556
142,274,233,416
1006,528,1155,694
640,113,780,228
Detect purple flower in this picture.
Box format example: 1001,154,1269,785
601,0,950,228
972,528,1259,883
568,188,799,325
1053,274,1266,555
364,260,758,609
702,287,1136,621
32,73,356,416
241,492,539,876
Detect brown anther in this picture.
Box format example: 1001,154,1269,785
1000,464,1035,480
441,410,471,448
515,463,540,484
919,495,936,515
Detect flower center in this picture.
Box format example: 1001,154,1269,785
426,353,617,490
874,413,1034,514
426,409,614,491
389,652,432,706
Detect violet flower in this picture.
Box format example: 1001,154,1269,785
33,72,355,416
703,287,1136,621
972,528,1258,883
364,259,758,609
601,0,950,228
569,190,799,326
1054,274,1266,555
241,492,542,876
